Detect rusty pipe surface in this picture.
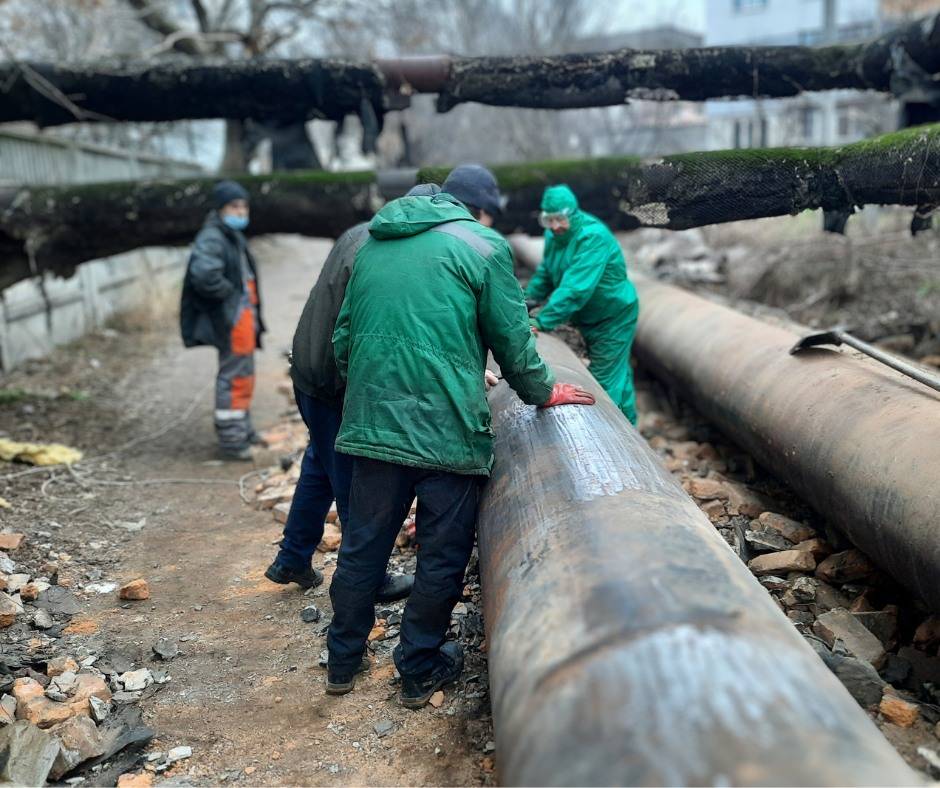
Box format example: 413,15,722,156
375,56,452,92
632,276,940,612
478,334,915,786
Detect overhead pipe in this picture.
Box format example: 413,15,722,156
630,275,940,611
478,334,915,786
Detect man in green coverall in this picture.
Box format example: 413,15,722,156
525,184,640,424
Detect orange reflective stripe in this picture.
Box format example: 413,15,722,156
246,279,259,306
230,375,255,410
230,306,256,356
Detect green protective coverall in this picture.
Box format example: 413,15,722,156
525,184,640,424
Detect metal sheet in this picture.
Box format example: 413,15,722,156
478,334,915,786
632,276,940,612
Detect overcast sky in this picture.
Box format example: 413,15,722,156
612,0,705,33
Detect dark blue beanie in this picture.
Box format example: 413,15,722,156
212,180,250,210
442,165,502,216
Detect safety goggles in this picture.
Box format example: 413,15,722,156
538,209,571,228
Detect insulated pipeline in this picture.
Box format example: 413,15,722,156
631,276,940,612
478,335,915,786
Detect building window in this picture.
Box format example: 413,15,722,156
799,106,818,141
733,119,755,149
733,0,768,11
836,103,877,141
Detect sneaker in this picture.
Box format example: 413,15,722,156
399,641,464,709
326,654,371,696
376,573,414,603
264,561,324,589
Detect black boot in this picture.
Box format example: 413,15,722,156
399,641,464,709
376,573,414,603
264,561,324,589
326,654,371,695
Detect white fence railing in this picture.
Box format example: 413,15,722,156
0,128,204,185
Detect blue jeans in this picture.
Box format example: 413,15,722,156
274,388,352,571
327,457,480,678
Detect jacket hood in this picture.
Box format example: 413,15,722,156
369,194,473,240
541,184,583,243
540,184,579,214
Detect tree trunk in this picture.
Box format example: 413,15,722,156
0,58,385,127
1,125,937,289
220,119,248,173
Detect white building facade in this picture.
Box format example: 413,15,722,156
705,0,901,150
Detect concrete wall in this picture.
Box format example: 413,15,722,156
0,248,185,371
0,127,203,371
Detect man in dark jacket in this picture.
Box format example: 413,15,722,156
263,185,442,599
181,181,266,460
326,165,595,707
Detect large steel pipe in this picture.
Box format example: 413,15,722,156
478,334,915,786
632,276,940,611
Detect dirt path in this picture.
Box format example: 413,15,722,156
0,236,493,786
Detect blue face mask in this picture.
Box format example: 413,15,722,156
223,214,249,232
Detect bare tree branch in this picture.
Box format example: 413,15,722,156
141,29,243,58
189,0,210,33
124,0,206,55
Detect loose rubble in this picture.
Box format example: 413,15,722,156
636,373,940,778
0,513,164,783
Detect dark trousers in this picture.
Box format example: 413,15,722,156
275,388,352,571
327,457,480,677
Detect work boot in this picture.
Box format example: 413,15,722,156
326,654,371,696
398,641,464,709
219,446,253,462
247,431,269,448
376,573,414,603
264,560,324,589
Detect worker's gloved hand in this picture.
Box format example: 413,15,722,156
529,318,540,335
484,370,499,389
541,383,596,408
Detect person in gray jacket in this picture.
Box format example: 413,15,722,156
181,181,266,460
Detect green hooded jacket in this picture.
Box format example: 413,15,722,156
332,193,555,475
526,184,637,333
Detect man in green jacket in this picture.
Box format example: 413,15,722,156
326,165,595,707
263,185,442,600
526,184,640,424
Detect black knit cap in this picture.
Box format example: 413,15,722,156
442,165,502,216
211,180,250,210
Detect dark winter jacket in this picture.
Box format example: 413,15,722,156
289,222,369,405
180,212,265,352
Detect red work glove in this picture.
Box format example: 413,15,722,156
541,383,596,408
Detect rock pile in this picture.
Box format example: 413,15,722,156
637,381,940,777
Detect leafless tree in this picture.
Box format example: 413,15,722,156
121,0,371,169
